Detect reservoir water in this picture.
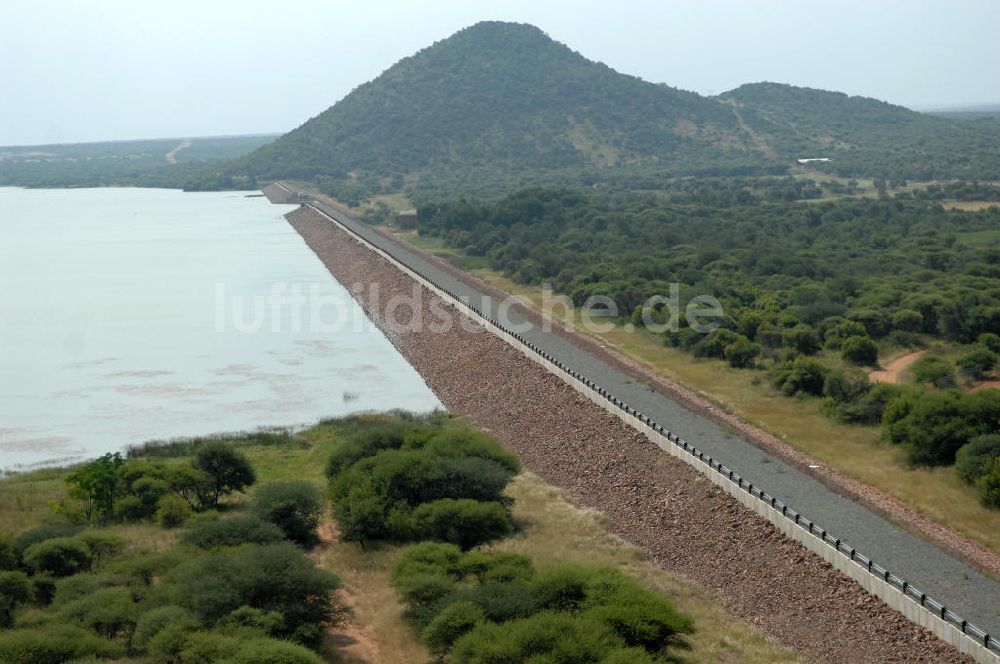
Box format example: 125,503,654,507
0,187,440,471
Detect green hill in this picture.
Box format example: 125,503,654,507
232,22,780,201
232,22,1000,201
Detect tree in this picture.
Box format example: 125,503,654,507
841,335,879,366
193,442,257,508
156,495,193,528
771,356,828,396
252,481,323,546
66,453,125,522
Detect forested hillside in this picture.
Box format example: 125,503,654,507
229,22,1000,202
723,83,1000,180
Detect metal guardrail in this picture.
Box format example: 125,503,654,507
300,198,998,658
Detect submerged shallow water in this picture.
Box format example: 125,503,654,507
0,187,440,470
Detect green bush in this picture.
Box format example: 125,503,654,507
414,429,521,475
51,571,127,606
0,537,17,571
220,638,325,664
886,390,1000,465
957,347,999,380
691,329,743,360
449,611,626,663
13,524,83,561
784,326,821,355
411,499,512,550
182,515,286,549
978,333,1000,354
75,531,126,566
157,494,193,528
841,335,879,365
23,537,92,577
957,434,1000,485
193,442,257,508
252,481,323,546
0,625,123,664
459,551,534,584
723,337,762,368
892,309,924,332
421,601,485,655
978,458,1000,508
169,543,346,644
912,356,955,388
0,572,32,627
325,420,411,477
771,356,828,396
132,606,199,653
56,586,138,644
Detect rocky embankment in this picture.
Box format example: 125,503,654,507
285,206,968,663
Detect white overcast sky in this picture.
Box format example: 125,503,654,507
2,0,998,146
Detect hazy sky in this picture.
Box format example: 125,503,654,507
2,0,998,146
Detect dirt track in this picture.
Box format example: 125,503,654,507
284,205,968,663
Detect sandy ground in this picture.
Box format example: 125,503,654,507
870,350,927,384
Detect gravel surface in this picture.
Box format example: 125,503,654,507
285,206,970,664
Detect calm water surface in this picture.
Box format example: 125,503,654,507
0,187,440,470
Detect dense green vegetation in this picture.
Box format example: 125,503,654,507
0,440,344,663
325,414,521,549
391,543,693,662
722,83,1000,181
0,135,274,190
0,413,716,663
417,188,1000,501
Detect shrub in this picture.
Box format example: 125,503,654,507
169,543,346,644
841,335,879,365
0,625,123,664
784,326,821,355
771,356,828,396
182,516,285,549
56,586,138,644
450,611,625,663
13,524,83,561
23,537,92,577
723,337,761,368
222,638,325,664
886,390,1000,466
0,572,32,627
912,356,955,388
132,606,199,653
421,601,485,655
218,605,285,634
75,531,126,566
0,538,17,571
415,429,521,475
957,347,999,380
956,435,1000,485
978,333,1000,354
193,442,257,507
459,552,534,584
411,499,512,550
892,309,924,332
157,494,193,528
31,576,57,606
978,458,1000,509
328,424,409,475
692,329,743,359
253,481,323,546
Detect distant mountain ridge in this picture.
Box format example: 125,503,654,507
230,21,1000,199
